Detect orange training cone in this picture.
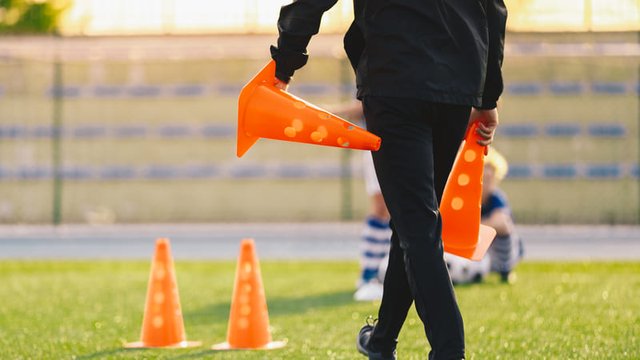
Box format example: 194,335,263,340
237,60,381,157
440,121,497,261
212,238,286,350
125,238,201,348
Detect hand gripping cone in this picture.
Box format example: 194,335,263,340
237,60,381,157
440,121,497,261
125,238,201,348
212,239,286,350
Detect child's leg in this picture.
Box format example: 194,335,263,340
488,233,522,279
359,214,391,285
359,152,391,286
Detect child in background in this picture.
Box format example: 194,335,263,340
333,102,523,296
354,151,391,301
329,101,391,301
482,148,524,283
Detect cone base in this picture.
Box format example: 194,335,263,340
444,225,497,261
236,131,259,158
236,61,269,158
211,340,287,351
124,340,202,349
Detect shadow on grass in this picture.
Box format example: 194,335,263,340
76,347,139,359
269,289,354,316
78,347,227,360
184,289,354,325
170,349,272,359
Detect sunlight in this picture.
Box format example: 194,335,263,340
61,0,353,35
59,0,639,35
507,0,640,31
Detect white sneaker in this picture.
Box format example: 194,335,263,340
354,281,384,301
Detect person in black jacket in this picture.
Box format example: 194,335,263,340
270,0,507,359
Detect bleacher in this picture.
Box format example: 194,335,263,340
0,121,635,181
0,34,638,223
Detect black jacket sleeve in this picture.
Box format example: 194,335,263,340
478,0,507,109
270,0,338,83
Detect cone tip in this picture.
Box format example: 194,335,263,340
241,238,255,248
373,137,381,151
156,237,170,248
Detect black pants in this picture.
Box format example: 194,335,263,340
363,96,470,360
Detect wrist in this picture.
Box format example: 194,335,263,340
474,104,497,111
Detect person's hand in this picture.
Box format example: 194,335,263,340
274,77,289,91
469,107,499,146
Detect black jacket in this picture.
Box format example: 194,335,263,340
270,0,507,109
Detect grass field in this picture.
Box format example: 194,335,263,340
1,260,638,359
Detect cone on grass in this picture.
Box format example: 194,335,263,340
440,121,497,261
212,238,286,350
237,60,381,157
125,238,201,348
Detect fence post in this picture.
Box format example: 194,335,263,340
52,34,63,225
339,55,353,220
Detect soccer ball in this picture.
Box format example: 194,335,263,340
377,252,490,285
444,252,490,285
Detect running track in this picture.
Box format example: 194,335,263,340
1,224,638,261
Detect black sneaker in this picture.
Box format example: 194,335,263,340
356,317,397,360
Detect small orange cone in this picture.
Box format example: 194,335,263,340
212,238,286,350
125,238,201,348
237,60,381,157
440,121,497,261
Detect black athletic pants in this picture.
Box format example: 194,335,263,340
363,96,470,360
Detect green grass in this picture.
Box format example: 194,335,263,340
0,260,638,359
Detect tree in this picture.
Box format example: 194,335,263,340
0,0,69,34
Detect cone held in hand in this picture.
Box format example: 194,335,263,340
212,238,286,350
237,60,381,157
125,238,201,348
440,121,497,261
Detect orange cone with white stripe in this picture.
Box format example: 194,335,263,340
212,238,286,350
125,238,201,348
440,121,497,261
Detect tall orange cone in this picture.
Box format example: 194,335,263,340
237,60,381,157
212,238,286,350
125,238,201,348
440,121,497,261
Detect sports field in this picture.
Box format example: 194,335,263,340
1,260,638,359
0,33,638,360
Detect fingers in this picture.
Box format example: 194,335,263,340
274,78,289,91
475,122,495,146
476,138,492,146
469,108,499,146
476,122,495,137
274,82,288,91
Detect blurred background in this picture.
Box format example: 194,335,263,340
0,0,638,225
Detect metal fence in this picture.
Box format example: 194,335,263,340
0,33,638,224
